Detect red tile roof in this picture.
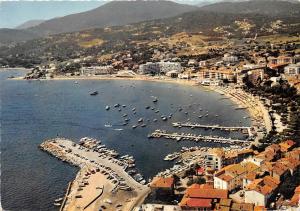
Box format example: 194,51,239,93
183,198,212,208
150,177,174,188
186,187,228,199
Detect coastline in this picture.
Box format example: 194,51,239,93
26,74,273,210
14,74,271,145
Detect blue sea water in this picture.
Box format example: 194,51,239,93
0,69,250,210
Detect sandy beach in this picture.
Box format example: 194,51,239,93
16,74,272,145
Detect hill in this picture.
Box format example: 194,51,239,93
199,0,300,17
15,20,45,29
0,29,41,45
27,0,197,36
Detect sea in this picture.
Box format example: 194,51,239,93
0,69,250,210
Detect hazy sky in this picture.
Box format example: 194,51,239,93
0,0,214,29
0,1,106,28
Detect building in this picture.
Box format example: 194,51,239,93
223,53,239,63
205,148,224,171
138,62,182,75
268,56,300,70
205,148,254,171
214,162,260,192
179,184,228,210
150,177,175,196
215,199,254,211
80,65,114,75
245,176,280,207
200,67,236,82
140,204,182,211
284,63,300,76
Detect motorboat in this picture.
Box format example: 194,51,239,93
90,91,98,96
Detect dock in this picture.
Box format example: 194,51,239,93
148,130,250,146
172,122,253,136
40,138,150,211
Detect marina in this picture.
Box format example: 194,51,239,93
148,129,250,146
39,138,150,211
172,122,253,136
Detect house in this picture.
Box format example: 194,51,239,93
214,162,260,192
268,56,300,71
179,184,228,210
243,172,258,189
279,140,296,153
284,63,300,76
215,199,254,211
289,185,300,207
223,53,239,63
150,177,175,196
245,176,280,207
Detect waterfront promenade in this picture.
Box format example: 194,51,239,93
40,138,150,211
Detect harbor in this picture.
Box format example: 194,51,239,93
148,129,250,146
172,122,253,136
39,138,150,211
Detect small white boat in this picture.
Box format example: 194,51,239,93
105,106,110,110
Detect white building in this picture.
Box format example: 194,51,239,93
223,53,239,63
205,148,224,171
138,62,182,75
245,190,268,206
244,176,280,207
81,65,114,75
284,63,300,76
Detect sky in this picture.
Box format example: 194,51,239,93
0,0,215,28
2,0,298,29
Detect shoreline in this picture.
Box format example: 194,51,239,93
13,74,271,145
40,138,150,211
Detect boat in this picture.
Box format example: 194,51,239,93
132,108,136,111
123,114,128,117
152,97,158,103
74,81,78,84
153,119,158,122
90,91,98,96
105,106,110,110
138,118,143,123
114,104,120,108
105,124,112,127
54,197,63,202
145,106,150,109
132,125,137,129
54,203,61,206
114,128,124,131
162,116,167,121
141,124,147,127
124,118,130,122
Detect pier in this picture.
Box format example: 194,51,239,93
148,130,250,146
172,122,253,137
40,138,150,211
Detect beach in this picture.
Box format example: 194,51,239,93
16,74,272,145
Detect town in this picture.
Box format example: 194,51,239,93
28,34,300,211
